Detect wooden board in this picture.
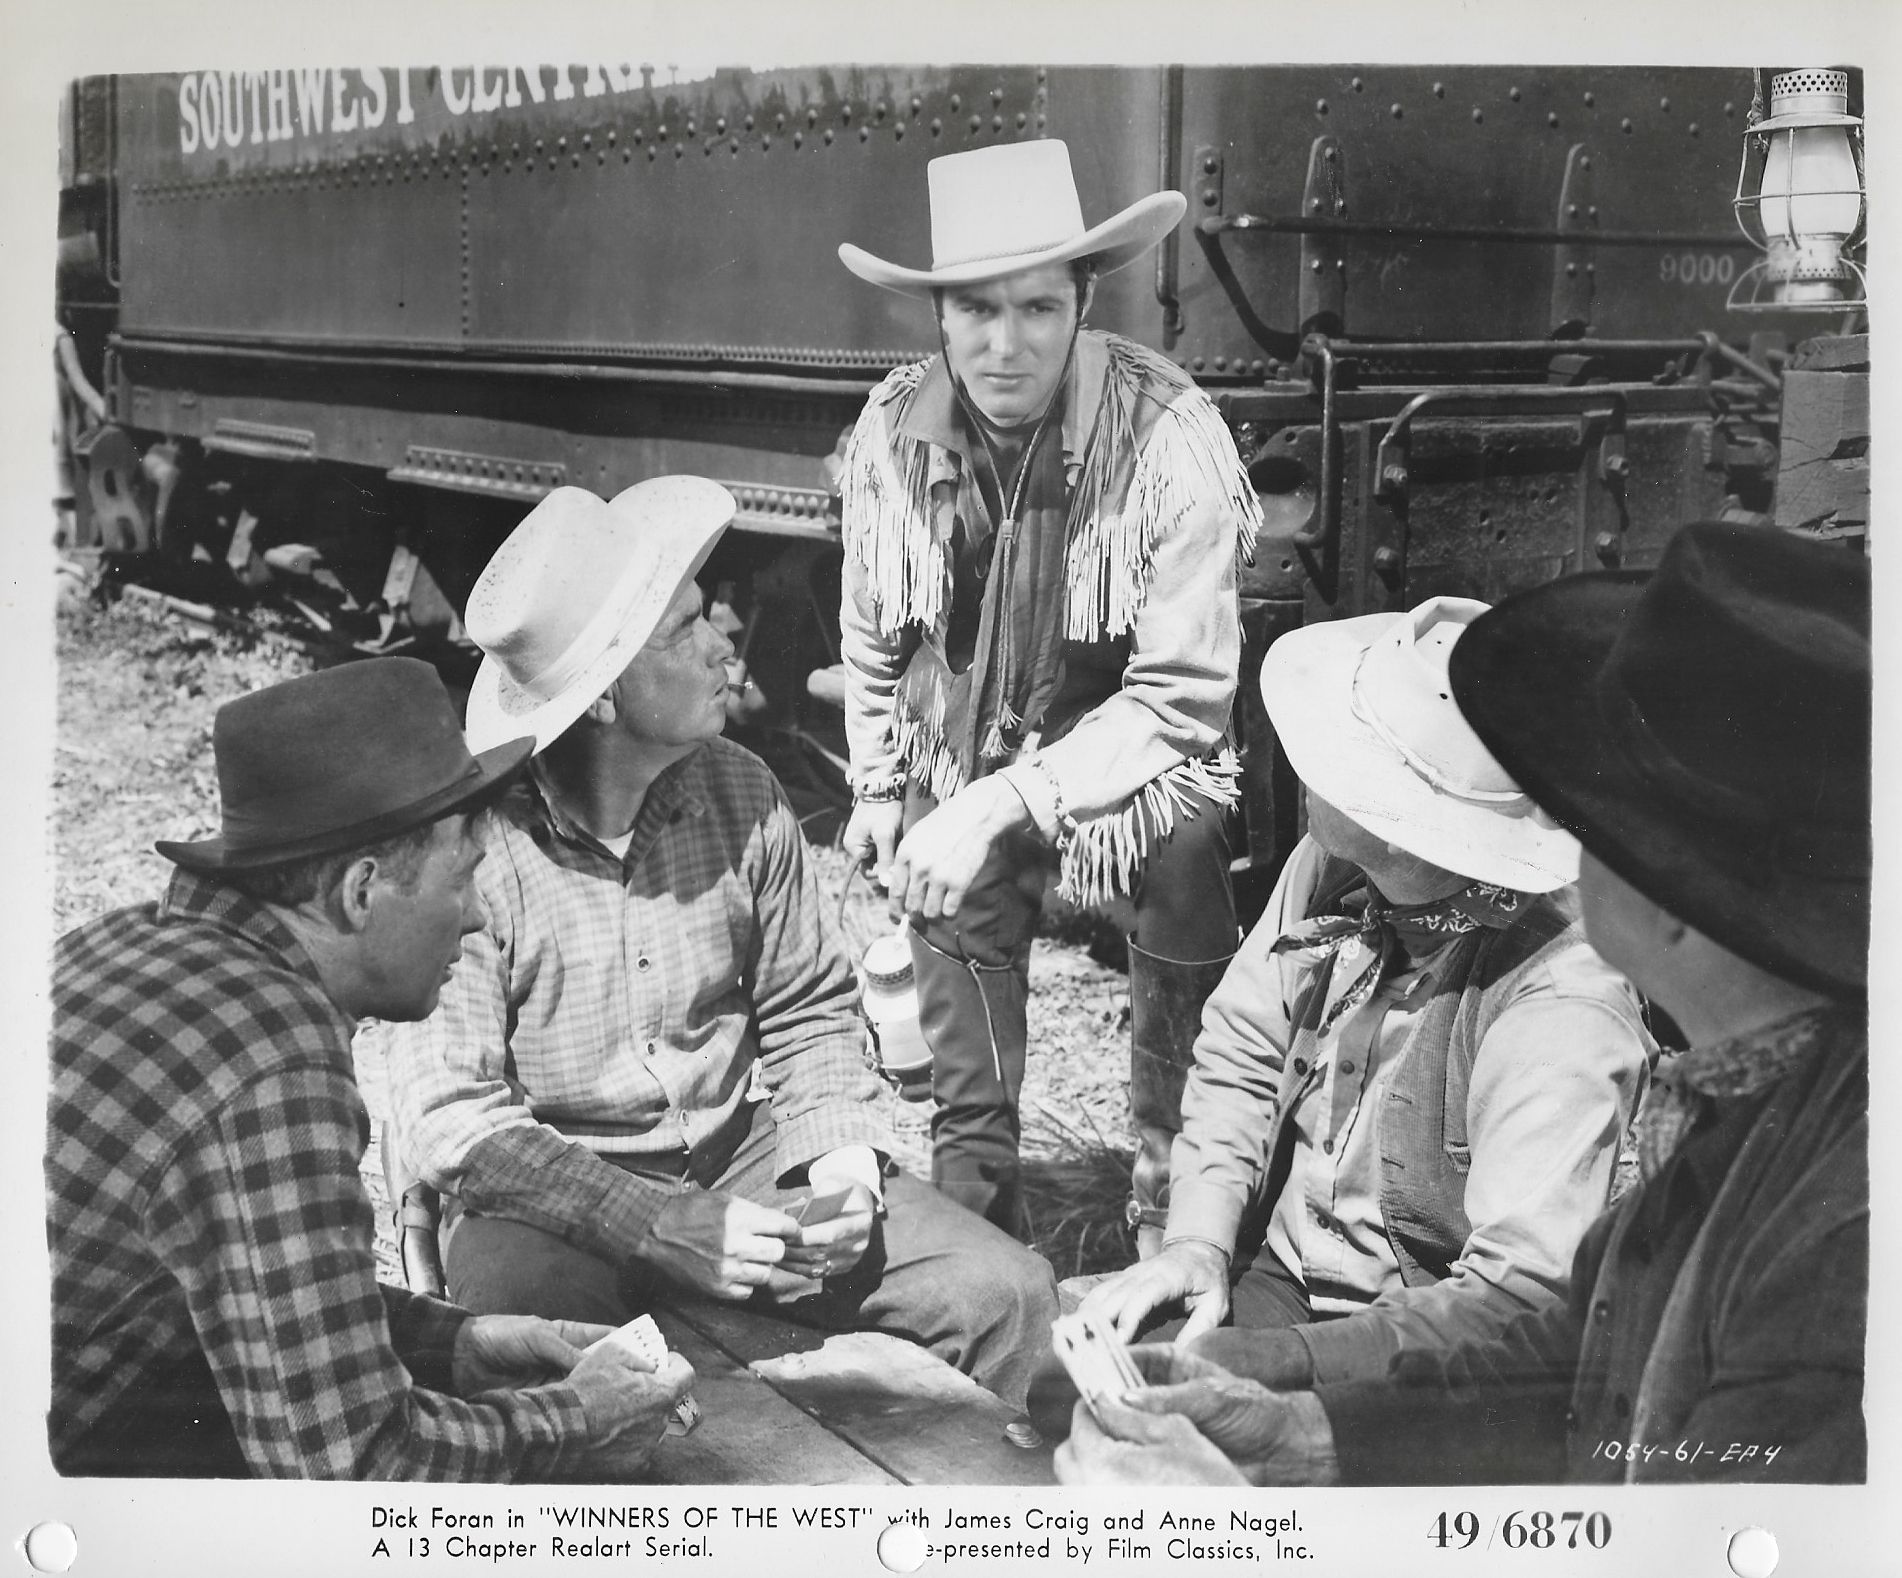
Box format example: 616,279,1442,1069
646,1311,900,1486
1776,365,1869,538
665,1300,1057,1487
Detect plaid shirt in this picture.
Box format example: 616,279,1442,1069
384,738,889,1260
48,870,591,1479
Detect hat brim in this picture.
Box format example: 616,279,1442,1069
1446,574,1868,995
1261,614,1579,893
839,191,1187,298
156,734,534,872
463,489,731,755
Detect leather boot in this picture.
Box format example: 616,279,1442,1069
910,928,1031,1237
1127,940,1236,1258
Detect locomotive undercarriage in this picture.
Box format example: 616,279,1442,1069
57,330,1787,873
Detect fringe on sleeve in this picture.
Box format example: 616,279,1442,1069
1064,340,1262,642
839,359,945,637
1057,745,1244,909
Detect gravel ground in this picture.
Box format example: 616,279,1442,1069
53,586,1142,1283
52,590,312,937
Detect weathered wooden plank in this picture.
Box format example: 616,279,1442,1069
1776,365,1869,536
1788,332,1869,372
665,1300,1057,1487
645,1310,900,1486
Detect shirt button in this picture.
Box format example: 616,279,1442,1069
1340,1060,1357,1076
1322,1139,1335,1155
637,955,652,971
646,1040,658,1056
1592,1300,1612,1323
1292,1058,1309,1075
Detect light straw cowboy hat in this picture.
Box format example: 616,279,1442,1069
838,140,1186,298
463,478,736,755
1262,597,1579,893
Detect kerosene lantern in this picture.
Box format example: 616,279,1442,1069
1730,68,1867,311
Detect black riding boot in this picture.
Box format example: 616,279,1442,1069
910,928,1031,1237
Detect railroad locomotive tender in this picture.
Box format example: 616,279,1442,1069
55,63,1868,894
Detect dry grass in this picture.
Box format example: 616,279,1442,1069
1020,1102,1138,1281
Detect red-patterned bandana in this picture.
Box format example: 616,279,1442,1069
1636,1004,1839,1180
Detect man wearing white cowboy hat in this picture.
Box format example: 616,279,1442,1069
836,138,1262,1241
384,480,1059,1415
1055,522,1868,1486
49,659,693,1478
1069,596,1652,1390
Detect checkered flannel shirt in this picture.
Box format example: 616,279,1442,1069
384,737,889,1259
48,870,591,1479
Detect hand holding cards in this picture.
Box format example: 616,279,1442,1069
586,1314,702,1436
1051,1311,1149,1424
781,1183,877,1283
792,1188,856,1228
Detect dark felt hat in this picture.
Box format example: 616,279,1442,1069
1447,522,1870,996
156,657,533,872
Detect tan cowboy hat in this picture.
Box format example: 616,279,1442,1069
838,140,1186,298
463,478,735,755
1262,598,1579,893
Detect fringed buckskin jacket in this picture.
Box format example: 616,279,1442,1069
838,331,1261,908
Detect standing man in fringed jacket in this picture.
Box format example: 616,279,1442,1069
835,139,1262,1241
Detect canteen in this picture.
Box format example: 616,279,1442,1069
859,926,934,1102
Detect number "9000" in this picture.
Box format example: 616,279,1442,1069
1660,253,1737,285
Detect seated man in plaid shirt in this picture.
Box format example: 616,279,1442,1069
383,481,1060,1413
49,658,691,1479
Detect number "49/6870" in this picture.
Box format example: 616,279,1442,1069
1431,1511,1612,1550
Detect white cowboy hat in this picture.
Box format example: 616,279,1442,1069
838,140,1186,299
463,478,735,755
1262,597,1579,893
